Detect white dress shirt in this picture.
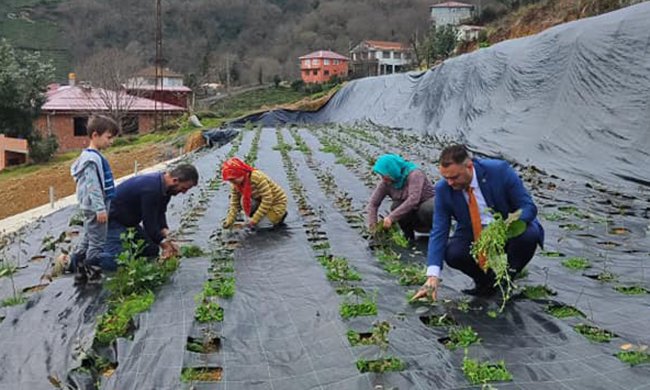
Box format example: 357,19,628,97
427,166,492,278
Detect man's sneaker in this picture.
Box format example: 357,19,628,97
462,283,498,297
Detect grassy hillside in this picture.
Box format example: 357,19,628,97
0,0,69,81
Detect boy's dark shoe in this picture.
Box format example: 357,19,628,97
74,266,88,285
87,265,103,283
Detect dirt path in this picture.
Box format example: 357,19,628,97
0,144,174,220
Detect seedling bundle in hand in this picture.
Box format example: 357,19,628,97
470,210,527,313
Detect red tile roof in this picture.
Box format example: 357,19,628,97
430,1,474,8
42,85,186,112
364,40,410,51
299,50,350,60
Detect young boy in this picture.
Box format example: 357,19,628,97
69,115,119,283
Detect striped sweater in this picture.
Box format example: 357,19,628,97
225,170,288,225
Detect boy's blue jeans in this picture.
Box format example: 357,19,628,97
72,220,160,271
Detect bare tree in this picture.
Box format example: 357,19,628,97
76,48,145,133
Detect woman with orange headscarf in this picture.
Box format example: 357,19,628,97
221,157,288,229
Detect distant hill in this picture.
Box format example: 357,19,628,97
0,0,639,84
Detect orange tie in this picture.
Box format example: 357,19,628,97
467,187,487,271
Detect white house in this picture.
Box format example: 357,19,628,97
430,1,475,26
349,40,413,77
457,25,486,41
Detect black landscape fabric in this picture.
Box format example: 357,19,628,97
1,4,650,390
236,2,650,189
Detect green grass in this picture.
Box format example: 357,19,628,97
616,351,650,366
209,86,312,118
462,355,513,385
545,304,585,318
562,257,591,270
574,323,615,343
613,285,648,295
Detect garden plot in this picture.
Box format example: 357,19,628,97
0,125,649,389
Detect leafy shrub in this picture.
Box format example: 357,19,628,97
29,133,58,163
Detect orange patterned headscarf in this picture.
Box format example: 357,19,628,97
222,157,255,215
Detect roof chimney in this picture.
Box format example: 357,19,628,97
68,72,76,87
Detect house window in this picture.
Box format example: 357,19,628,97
324,59,330,65
324,70,330,76
383,51,390,59
73,117,88,137
334,59,340,65
312,70,318,76
312,59,319,65
121,115,139,134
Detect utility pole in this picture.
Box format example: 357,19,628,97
154,0,164,131
226,55,231,95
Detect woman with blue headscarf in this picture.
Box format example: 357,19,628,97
367,154,435,241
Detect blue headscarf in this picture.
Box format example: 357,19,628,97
373,154,417,190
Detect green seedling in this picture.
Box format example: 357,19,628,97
462,354,513,385
562,256,591,270
340,293,377,319
335,285,366,296
180,367,223,382
347,321,391,347
421,313,456,327
540,251,565,258
574,323,615,343
521,285,555,300
96,291,155,345
456,298,471,313
545,304,585,318
614,285,648,295
312,241,330,251
616,351,650,366
180,245,204,258
0,263,17,278
443,326,481,350
195,301,224,323
560,223,584,231
1,294,26,307
203,277,236,298
319,255,361,282
335,156,356,166
542,212,565,221
595,271,617,282
356,357,405,373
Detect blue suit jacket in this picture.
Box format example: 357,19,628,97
426,159,544,269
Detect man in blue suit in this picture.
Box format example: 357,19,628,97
413,145,543,300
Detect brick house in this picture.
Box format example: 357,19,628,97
0,134,28,171
349,40,413,78
299,50,349,84
35,83,186,152
125,67,192,109
430,1,475,26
